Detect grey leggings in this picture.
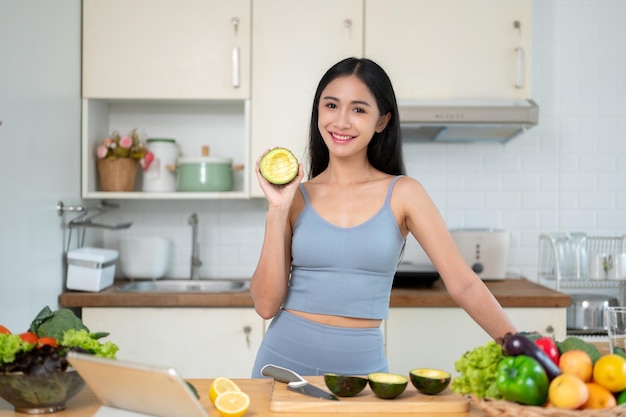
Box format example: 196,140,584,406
251,309,388,378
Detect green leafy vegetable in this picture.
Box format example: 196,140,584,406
556,336,602,364
61,329,118,358
0,334,35,365
614,346,626,360
450,340,504,399
29,306,89,340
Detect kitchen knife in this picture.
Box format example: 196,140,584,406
261,364,339,401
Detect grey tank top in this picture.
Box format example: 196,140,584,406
282,176,405,319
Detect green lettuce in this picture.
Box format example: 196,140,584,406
450,340,503,399
0,334,35,365
61,329,118,358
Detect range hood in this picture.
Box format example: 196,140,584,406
398,99,539,143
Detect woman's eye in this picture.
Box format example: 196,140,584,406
325,102,337,109
354,107,365,114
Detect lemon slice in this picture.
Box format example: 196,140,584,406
214,391,250,417
209,377,241,404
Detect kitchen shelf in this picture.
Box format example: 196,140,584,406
82,191,250,200
82,99,250,199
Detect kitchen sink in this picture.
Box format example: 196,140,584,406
116,279,249,293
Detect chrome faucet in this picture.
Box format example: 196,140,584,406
188,213,202,280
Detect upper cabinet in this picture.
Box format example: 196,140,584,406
365,0,532,100
83,0,250,99
80,0,533,199
249,0,363,197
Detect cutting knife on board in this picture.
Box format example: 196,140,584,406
261,364,339,401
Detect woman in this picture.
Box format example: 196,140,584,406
250,57,516,378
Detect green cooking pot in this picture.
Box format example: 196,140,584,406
176,156,239,192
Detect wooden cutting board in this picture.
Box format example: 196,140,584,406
268,376,469,413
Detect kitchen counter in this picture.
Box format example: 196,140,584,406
0,378,489,417
59,278,570,308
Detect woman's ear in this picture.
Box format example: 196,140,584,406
376,112,392,133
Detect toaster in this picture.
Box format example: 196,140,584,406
450,229,510,280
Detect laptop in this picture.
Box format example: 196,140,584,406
67,351,210,417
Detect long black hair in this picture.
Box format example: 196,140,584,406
307,57,405,179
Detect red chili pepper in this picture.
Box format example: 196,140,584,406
534,336,560,366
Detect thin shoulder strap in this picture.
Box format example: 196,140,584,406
299,183,311,204
385,175,403,204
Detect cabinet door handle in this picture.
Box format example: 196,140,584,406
243,325,251,349
232,46,240,88
515,47,525,89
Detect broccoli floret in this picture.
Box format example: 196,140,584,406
614,346,626,360
28,306,89,340
556,336,602,364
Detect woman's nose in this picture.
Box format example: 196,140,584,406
335,109,351,129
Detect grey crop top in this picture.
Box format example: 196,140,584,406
282,176,405,320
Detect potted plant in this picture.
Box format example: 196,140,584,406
96,128,154,192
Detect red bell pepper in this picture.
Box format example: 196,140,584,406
534,336,560,366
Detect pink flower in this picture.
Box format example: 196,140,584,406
140,152,155,171
119,135,133,149
97,145,109,159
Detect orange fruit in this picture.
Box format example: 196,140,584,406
581,382,617,409
548,374,589,409
593,354,626,393
558,350,593,382
209,378,241,405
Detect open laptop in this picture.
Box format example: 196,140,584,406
67,351,210,417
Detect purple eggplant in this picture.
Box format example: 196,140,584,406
503,333,562,381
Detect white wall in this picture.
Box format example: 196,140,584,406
0,0,82,331
1,1,625,330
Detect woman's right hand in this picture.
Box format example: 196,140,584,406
255,148,305,209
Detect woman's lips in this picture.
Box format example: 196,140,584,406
330,132,354,142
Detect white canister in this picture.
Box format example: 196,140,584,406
142,138,179,192
609,253,626,280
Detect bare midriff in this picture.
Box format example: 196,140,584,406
285,309,382,328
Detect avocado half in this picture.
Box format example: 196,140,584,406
324,373,368,397
409,368,451,395
367,372,408,399
259,147,299,185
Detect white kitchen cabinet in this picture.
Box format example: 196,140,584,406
249,0,363,197
385,307,566,375
365,0,532,100
82,307,264,378
83,0,250,99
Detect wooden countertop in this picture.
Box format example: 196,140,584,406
0,378,489,417
59,278,570,309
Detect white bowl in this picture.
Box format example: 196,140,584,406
119,237,172,280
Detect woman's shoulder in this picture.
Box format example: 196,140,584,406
394,175,427,194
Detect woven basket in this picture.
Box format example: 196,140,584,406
471,397,626,417
97,158,138,192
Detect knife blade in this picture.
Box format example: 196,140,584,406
261,364,339,401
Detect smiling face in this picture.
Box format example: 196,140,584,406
317,75,390,159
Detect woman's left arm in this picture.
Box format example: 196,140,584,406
394,177,517,339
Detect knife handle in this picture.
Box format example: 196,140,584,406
261,364,305,383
